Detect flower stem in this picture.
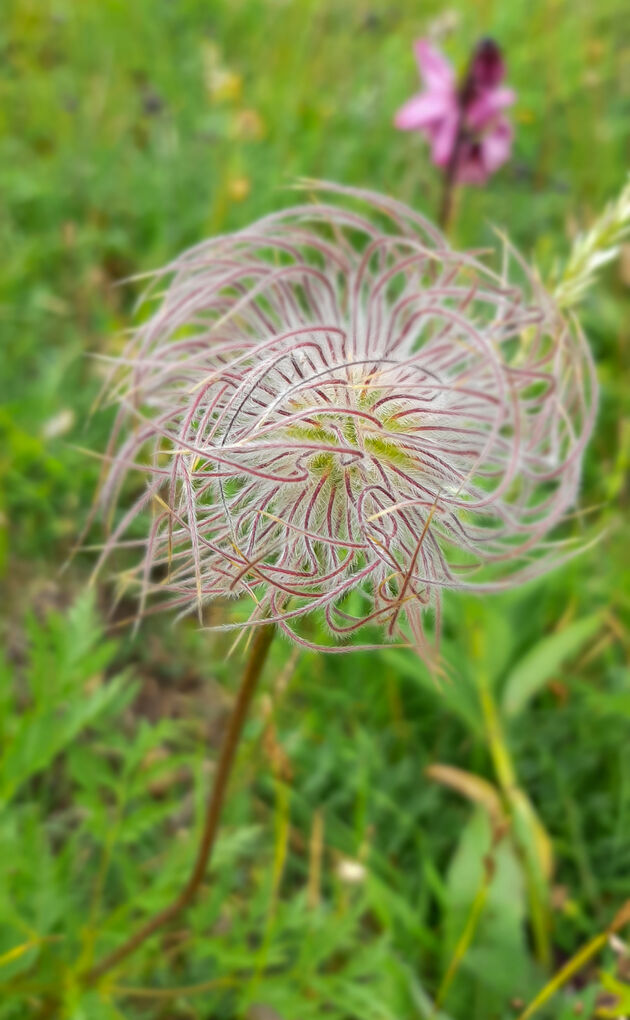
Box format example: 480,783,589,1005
85,622,276,985
438,164,459,233
438,51,477,232
515,900,630,1020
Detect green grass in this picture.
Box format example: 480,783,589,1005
0,1,629,1017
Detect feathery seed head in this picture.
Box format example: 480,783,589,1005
96,183,597,656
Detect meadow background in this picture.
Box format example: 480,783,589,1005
1,0,629,1017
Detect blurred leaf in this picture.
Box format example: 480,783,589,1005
510,788,554,883
0,593,133,804
501,613,604,718
425,764,506,824
442,809,533,1015
0,675,131,805
381,648,482,734
597,972,630,1017
0,938,38,967
65,990,128,1020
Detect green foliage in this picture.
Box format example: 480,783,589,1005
0,594,132,804
598,973,630,1018
442,809,533,1015
502,612,604,718
1,0,629,1017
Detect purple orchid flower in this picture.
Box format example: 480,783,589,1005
395,37,515,185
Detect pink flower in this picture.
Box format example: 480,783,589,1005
395,38,515,184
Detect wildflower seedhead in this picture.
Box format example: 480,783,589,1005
97,183,596,656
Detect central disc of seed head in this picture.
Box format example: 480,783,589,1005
284,372,413,479
213,341,445,647
227,349,427,541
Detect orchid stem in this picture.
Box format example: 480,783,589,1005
84,622,276,985
438,49,477,233
438,170,459,233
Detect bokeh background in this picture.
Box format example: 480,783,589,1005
1,1,629,1017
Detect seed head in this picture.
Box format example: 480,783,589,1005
95,183,597,657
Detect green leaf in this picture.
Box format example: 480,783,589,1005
381,648,482,735
441,809,534,1016
598,973,630,1017
0,674,132,804
501,613,603,718
0,592,133,804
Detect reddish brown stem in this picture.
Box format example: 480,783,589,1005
85,622,275,985
438,51,479,232
438,117,465,232
438,167,458,233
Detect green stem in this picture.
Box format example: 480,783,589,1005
516,900,630,1020
435,869,492,1010
476,672,551,966
477,672,517,792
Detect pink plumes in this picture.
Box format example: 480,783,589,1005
94,183,597,659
